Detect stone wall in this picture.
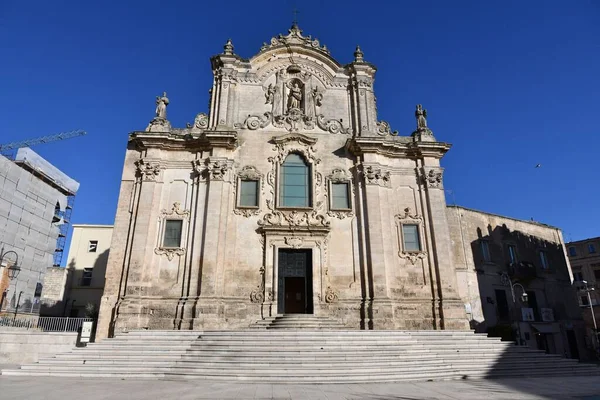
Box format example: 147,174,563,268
40,266,70,316
0,329,77,364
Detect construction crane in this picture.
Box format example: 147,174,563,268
0,129,87,152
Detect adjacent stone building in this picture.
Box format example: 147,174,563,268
0,148,79,315
566,236,600,351
41,225,112,317
97,24,469,338
448,206,588,359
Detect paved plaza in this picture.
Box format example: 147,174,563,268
1,375,600,400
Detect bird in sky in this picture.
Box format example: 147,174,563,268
535,164,542,168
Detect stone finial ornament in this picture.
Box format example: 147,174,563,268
354,45,364,63
223,38,234,55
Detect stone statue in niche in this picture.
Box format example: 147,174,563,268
287,82,303,111
155,92,169,119
415,104,427,130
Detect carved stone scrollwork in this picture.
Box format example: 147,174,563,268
250,266,265,303
363,165,391,187
422,168,443,189
154,247,185,261
325,286,339,303
258,210,330,228
207,160,230,181
194,112,208,129
376,121,399,136
235,110,350,134
268,133,320,166
316,115,350,134
236,112,273,130
135,159,161,181
161,202,190,219
273,108,316,132
261,23,330,55
284,236,304,248
395,207,427,265
234,208,261,217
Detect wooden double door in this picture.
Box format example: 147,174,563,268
278,249,313,314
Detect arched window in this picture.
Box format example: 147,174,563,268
280,153,311,207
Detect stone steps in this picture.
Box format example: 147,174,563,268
3,328,599,382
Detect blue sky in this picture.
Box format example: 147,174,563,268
1,0,598,261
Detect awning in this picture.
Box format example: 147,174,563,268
531,323,560,334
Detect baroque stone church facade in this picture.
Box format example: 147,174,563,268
97,24,470,338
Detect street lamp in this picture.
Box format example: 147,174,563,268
580,280,599,355
500,272,528,345
0,249,21,280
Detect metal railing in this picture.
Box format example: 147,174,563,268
0,315,93,332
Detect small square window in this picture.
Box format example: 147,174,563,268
539,251,550,270
480,240,491,262
573,271,583,282
88,240,98,253
82,268,93,287
163,220,183,248
588,244,596,254
331,182,350,210
569,247,577,257
402,224,421,252
239,180,259,207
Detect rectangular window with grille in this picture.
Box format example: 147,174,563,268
331,182,350,210
163,220,183,248
239,180,259,207
88,240,98,253
402,224,421,252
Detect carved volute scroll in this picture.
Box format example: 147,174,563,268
395,207,427,265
